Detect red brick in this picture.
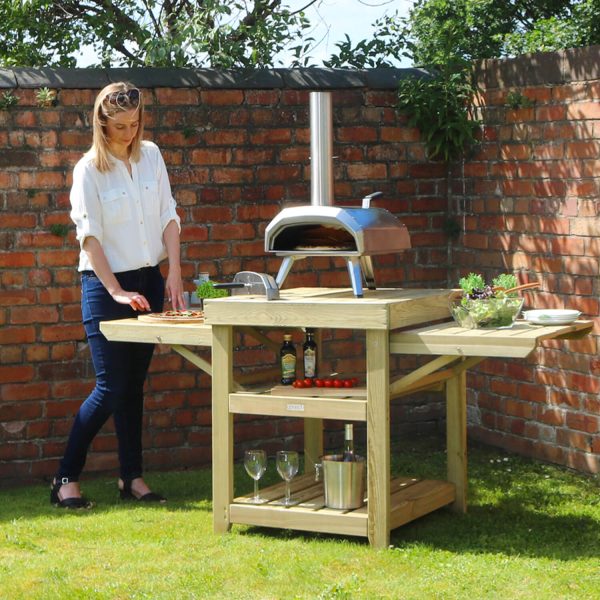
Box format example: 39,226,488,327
0,326,35,344
249,129,292,145
212,168,254,184
257,165,302,183
200,90,244,106
0,402,41,420
567,101,600,119
40,324,84,343
565,141,600,158
11,306,59,324
566,413,599,433
1,382,50,401
155,88,200,105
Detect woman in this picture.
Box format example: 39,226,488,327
51,82,186,508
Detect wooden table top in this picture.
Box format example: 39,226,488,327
389,320,593,358
203,287,453,330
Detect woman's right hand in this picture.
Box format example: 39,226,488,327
111,289,151,312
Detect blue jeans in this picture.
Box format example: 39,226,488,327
57,265,165,482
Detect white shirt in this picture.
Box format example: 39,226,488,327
70,141,181,273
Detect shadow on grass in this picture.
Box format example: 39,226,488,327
0,467,214,523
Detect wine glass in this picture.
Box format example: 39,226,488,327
244,449,268,504
276,450,299,506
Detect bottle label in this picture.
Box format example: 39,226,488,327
304,348,316,378
281,353,296,380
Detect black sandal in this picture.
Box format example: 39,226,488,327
50,477,93,509
119,479,166,503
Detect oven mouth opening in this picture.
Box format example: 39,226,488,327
270,224,357,252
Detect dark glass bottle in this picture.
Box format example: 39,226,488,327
342,423,355,462
280,334,297,385
303,328,318,379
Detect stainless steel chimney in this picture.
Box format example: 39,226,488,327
310,92,333,207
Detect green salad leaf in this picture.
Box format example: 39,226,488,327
458,273,485,295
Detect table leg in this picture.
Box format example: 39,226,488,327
446,370,467,513
212,325,234,533
303,418,323,474
366,329,390,548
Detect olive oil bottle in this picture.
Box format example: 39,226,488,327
303,328,317,379
280,334,297,385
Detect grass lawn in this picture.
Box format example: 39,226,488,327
0,436,598,599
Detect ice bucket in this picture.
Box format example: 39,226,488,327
316,454,366,510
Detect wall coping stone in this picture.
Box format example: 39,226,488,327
476,44,600,88
0,66,430,91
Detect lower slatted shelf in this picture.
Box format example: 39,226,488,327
230,473,456,538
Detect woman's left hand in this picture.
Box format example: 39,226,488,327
165,271,186,310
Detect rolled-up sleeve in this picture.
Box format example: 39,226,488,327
155,146,181,233
70,160,103,248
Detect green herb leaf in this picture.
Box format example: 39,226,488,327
196,280,228,299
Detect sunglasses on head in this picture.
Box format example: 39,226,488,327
105,88,141,108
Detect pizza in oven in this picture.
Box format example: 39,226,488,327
138,310,205,323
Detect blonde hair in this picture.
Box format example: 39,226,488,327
90,82,145,173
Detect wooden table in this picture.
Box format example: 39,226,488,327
100,287,592,549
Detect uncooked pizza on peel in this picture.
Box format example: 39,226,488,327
138,309,205,323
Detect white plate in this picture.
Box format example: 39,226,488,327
522,309,581,325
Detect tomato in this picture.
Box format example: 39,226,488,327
293,379,306,388
314,379,324,387
323,379,334,387
350,377,359,386
343,379,354,388
303,378,313,387
333,379,343,388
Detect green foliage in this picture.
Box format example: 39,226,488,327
506,90,535,109
196,280,228,299
49,223,70,237
324,13,409,68
182,125,197,140
1,1,316,68
35,87,57,107
397,66,481,161
405,0,600,65
0,90,19,110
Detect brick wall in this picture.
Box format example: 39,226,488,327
0,68,449,483
459,47,600,473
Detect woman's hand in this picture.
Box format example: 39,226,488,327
112,290,151,312
165,270,186,310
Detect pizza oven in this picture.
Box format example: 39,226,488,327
264,92,411,298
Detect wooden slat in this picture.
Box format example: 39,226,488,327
270,385,367,398
238,326,282,353
389,355,459,395
229,503,368,537
389,320,593,357
233,474,320,504
389,480,455,530
229,392,367,421
171,344,212,375
100,318,212,346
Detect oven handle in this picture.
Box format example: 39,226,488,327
361,191,383,208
